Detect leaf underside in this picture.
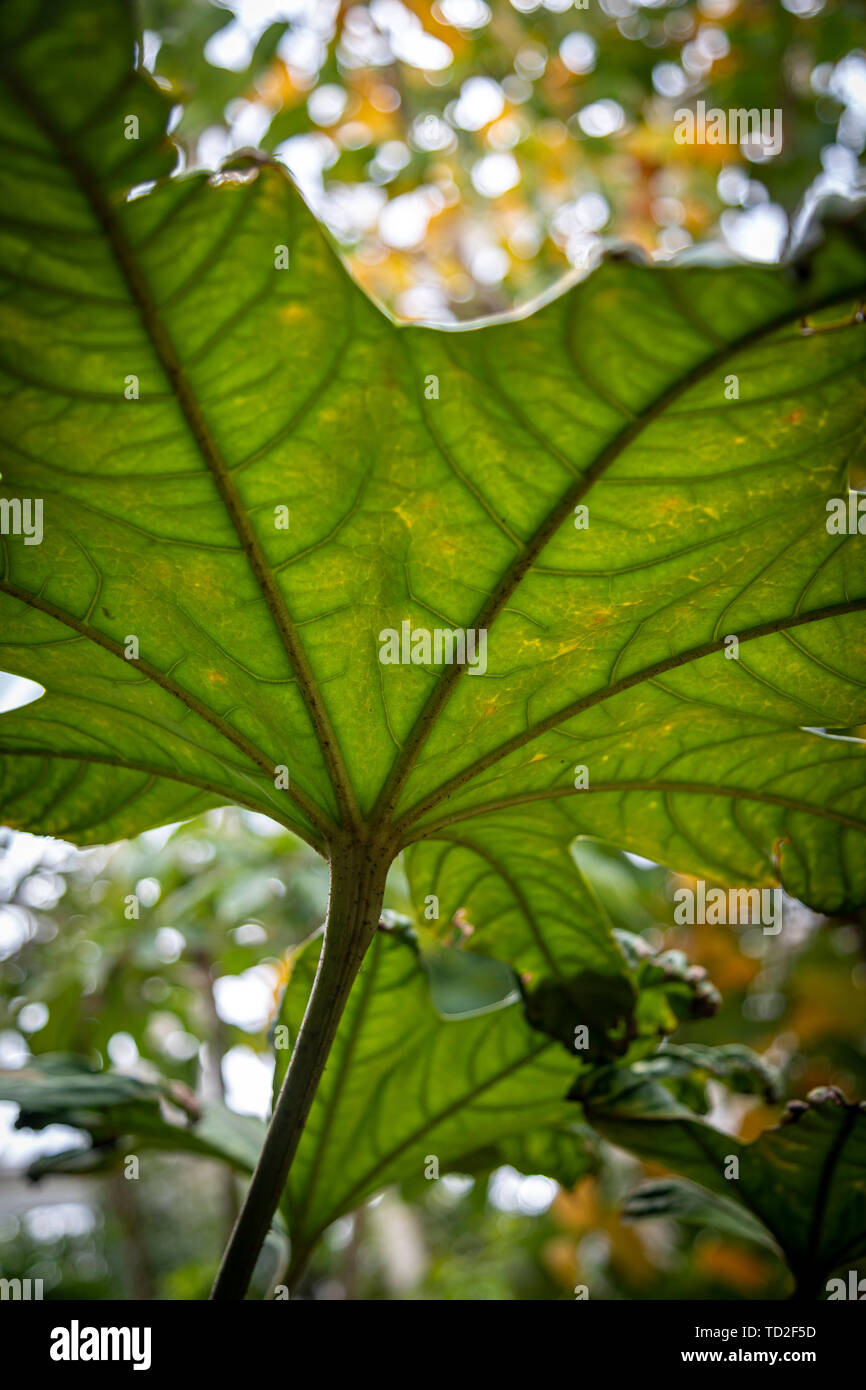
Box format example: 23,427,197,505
589,1076,866,1285
273,925,752,1263
0,0,865,1005
0,1053,265,1174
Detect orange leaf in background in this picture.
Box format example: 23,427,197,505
695,1239,771,1293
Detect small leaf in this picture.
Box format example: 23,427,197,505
0,1054,265,1176
624,1178,782,1255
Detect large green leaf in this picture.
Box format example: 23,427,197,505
0,951,778,1287
274,925,736,1277
1,0,865,994
586,1075,866,1293
275,928,584,1274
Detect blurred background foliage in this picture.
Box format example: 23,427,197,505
1,807,864,1300
139,0,866,319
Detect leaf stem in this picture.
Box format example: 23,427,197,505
210,837,392,1300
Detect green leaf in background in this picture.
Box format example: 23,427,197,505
274,927,585,1278
623,1178,783,1257
586,1077,866,1296
144,2,288,151
0,936,806,1293
273,924,745,1281
0,810,328,1087
630,1040,781,1111
453,1121,602,1194
0,1053,265,1175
